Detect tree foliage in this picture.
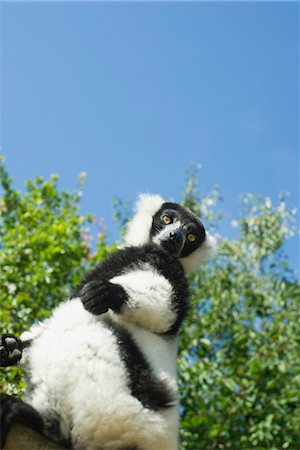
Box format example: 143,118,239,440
1,156,299,449
0,156,114,393
179,166,300,449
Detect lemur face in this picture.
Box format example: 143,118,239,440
124,194,216,272
150,203,206,258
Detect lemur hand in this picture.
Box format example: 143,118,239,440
0,334,23,367
79,279,127,315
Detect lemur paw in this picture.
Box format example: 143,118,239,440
0,334,22,367
80,280,127,315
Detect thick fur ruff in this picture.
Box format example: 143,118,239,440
124,194,165,247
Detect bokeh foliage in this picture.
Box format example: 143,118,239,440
1,157,299,449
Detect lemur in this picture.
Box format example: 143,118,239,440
0,194,216,450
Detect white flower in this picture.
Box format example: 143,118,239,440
205,198,215,206
265,197,272,208
8,283,17,294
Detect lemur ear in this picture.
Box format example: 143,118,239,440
124,193,165,247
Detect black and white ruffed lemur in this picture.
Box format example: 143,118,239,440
0,193,216,450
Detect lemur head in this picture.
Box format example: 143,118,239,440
124,194,216,273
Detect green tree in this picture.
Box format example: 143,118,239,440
179,167,300,450
0,156,114,394
1,157,299,449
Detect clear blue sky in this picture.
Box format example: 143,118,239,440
1,2,299,271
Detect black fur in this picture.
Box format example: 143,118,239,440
151,202,206,257
104,318,176,411
72,243,188,335
0,334,23,367
79,279,127,315
0,393,72,449
0,393,42,448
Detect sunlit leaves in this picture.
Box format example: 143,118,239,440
179,170,300,449
0,158,95,393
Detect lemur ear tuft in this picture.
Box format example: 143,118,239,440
124,193,165,247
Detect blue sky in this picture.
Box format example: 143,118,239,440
1,2,299,271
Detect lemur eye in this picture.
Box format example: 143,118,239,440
162,215,172,225
187,233,197,242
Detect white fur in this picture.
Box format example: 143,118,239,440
17,194,216,450
125,193,217,274
21,299,178,450
124,194,165,246
107,319,179,449
110,263,176,334
179,232,218,273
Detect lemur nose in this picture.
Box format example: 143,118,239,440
169,230,183,243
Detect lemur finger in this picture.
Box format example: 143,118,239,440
0,345,9,366
80,279,127,315
4,337,19,351
10,348,22,364
83,296,110,315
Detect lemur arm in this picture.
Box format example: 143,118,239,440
74,277,127,315
71,246,147,316
72,245,187,334
72,245,177,316
71,256,129,315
